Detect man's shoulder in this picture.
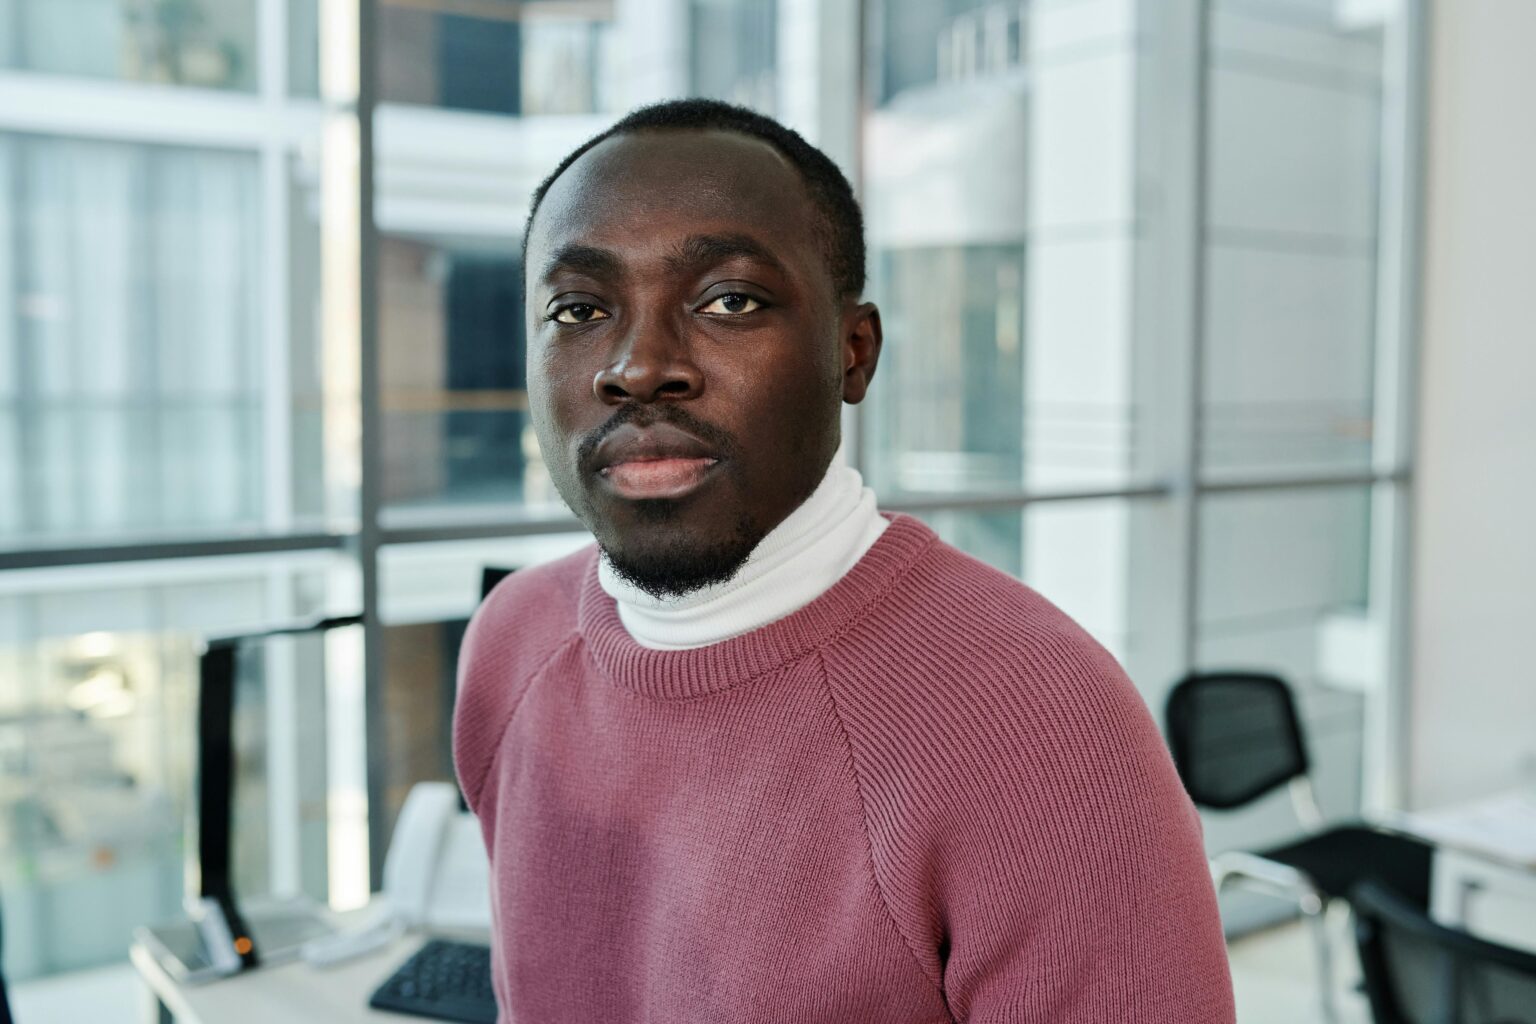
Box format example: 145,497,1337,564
453,543,595,812
828,530,1148,760
826,529,1186,849
460,542,595,684
881,532,1119,677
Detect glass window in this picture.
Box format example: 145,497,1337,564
379,534,590,627
379,0,618,116
862,0,1143,498
379,618,463,843
689,0,776,112
0,0,258,90
0,557,356,981
1197,486,1371,682
1201,4,1385,477
289,0,320,96
865,246,1025,496
869,0,1021,102
377,236,573,520
0,628,196,979
1194,484,1374,889
0,134,337,548
0,135,261,546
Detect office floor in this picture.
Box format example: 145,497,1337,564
1229,917,1373,1024
13,920,1371,1023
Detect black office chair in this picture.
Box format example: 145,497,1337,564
1353,880,1536,1024
0,886,12,1024
481,567,515,599
1165,671,1435,1023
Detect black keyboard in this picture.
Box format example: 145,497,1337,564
368,939,497,1023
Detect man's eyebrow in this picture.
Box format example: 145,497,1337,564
541,244,623,282
663,233,789,278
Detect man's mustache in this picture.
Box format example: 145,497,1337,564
576,404,740,472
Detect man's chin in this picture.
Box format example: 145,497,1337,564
598,510,761,600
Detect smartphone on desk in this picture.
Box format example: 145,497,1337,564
137,915,230,985
137,895,337,984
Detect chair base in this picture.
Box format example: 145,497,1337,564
1215,854,1340,1024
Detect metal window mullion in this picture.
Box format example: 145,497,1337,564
259,0,309,890
10,137,41,538
879,484,1172,515
0,533,349,571
258,166,308,895
259,0,290,105
845,0,872,478
262,573,304,897
0,464,1414,573
1365,0,1429,815
0,72,276,151
1178,0,1213,679
1122,0,1210,701
258,0,296,527
1195,469,1408,495
355,0,389,888
139,148,167,534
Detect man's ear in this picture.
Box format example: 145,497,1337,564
841,302,882,404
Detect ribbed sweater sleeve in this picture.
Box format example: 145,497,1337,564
824,545,1235,1023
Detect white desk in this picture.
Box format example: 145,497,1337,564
1400,789,1536,955
130,912,488,1024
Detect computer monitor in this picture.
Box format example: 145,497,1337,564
480,567,514,601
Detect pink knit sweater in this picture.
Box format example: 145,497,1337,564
453,515,1235,1023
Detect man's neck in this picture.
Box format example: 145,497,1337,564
597,459,887,649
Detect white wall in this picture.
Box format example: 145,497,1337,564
1410,0,1536,808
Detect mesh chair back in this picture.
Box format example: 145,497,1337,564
1164,672,1309,810
1354,880,1536,1024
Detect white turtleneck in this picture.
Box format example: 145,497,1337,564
597,460,888,650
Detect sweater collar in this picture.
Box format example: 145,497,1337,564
577,514,938,700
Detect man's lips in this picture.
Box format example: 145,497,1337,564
601,457,719,500
590,422,723,500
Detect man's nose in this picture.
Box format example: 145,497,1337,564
592,316,704,404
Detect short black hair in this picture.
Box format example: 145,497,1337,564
524,98,866,299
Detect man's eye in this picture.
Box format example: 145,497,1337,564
699,293,763,315
552,303,610,324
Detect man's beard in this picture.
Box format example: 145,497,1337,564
600,501,760,600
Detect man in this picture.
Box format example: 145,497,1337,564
454,99,1235,1023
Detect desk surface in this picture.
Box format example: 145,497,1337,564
1399,789,1536,870
130,912,487,1024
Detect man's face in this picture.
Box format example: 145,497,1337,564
524,129,881,597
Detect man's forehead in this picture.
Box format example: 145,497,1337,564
527,129,821,268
